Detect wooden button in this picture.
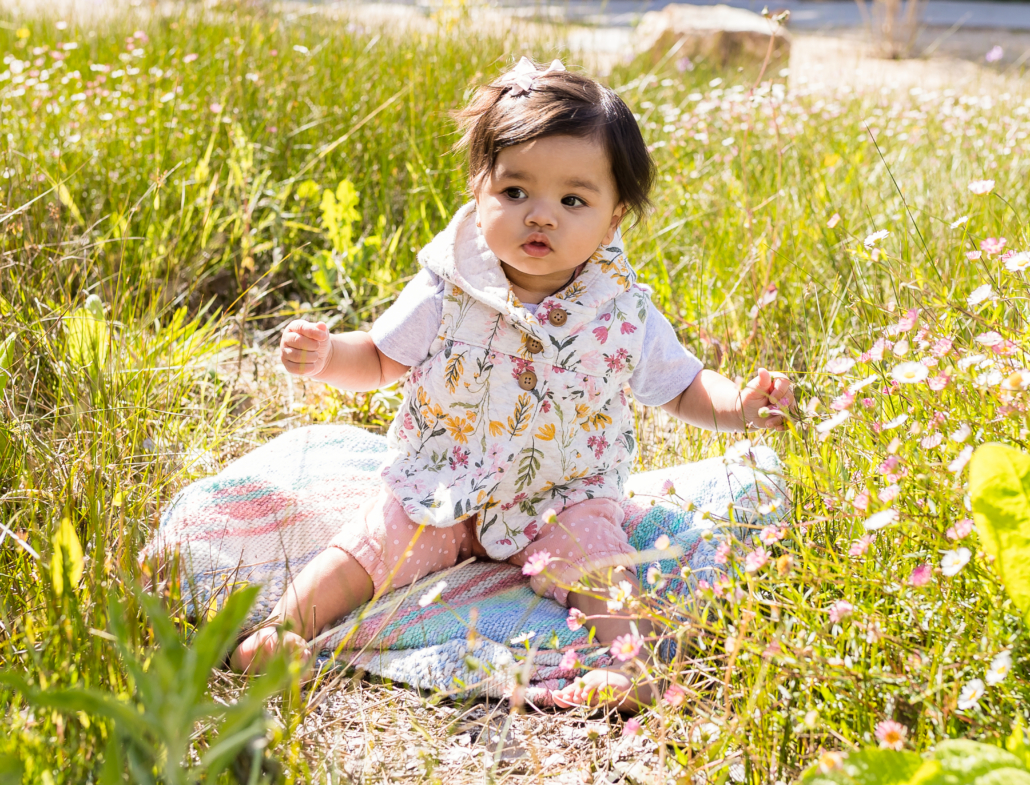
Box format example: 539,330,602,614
548,308,568,327
526,338,544,354
518,370,537,391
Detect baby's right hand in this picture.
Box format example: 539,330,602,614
280,319,332,377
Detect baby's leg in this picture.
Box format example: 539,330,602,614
232,489,471,673
230,547,373,672
509,499,655,713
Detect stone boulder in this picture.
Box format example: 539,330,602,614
633,4,791,69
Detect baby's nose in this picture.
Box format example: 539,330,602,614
525,202,558,228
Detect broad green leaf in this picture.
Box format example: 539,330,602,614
1006,720,1030,768
975,770,1030,785
186,584,261,702
0,751,24,785
929,740,1025,779
969,443,1030,624
798,749,924,784
51,516,84,598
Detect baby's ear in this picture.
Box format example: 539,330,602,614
603,204,628,245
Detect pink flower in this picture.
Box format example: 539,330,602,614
744,546,770,573
909,563,932,587
853,490,870,513
875,719,908,750
622,718,643,737
928,374,951,391
932,337,953,357
982,237,1007,256
878,484,900,502
968,179,995,195
611,633,644,662
714,542,732,564
849,534,875,557
592,326,609,344
946,518,974,540
897,308,919,331
831,391,855,411
620,321,637,335
661,479,676,495
566,607,587,631
559,649,581,670
985,46,1004,63
861,397,875,408
967,250,983,261
663,683,686,707
920,432,944,450
828,600,854,623
758,525,786,546
869,338,888,361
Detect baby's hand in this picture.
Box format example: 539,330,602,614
280,319,332,377
740,368,795,431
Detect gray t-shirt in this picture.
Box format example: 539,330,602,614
370,268,704,407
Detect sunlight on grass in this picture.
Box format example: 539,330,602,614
0,0,1028,781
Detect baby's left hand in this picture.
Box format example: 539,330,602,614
740,368,795,431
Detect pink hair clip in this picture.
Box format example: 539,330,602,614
508,56,566,96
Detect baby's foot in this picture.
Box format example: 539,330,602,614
550,667,654,714
230,624,310,674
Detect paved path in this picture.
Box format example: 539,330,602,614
315,0,1030,31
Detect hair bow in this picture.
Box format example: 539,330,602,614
508,56,566,96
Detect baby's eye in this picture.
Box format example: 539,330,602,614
562,195,587,208
504,187,527,200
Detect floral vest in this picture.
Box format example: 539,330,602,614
380,203,651,560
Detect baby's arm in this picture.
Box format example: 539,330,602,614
279,320,409,389
661,368,795,432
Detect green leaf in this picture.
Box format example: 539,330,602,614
1006,720,1030,768
51,516,84,598
974,770,1030,785
799,749,924,784
969,443,1030,624
929,740,1025,780
64,304,109,368
185,584,261,703
0,751,24,785
0,333,14,396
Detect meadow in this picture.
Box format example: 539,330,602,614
0,1,1029,781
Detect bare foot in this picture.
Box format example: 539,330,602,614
550,667,654,713
230,624,310,674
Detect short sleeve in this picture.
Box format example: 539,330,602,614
369,268,444,367
628,301,704,406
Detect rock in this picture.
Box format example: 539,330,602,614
633,4,791,69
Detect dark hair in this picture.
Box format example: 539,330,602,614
454,60,656,221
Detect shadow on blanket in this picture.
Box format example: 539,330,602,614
143,425,788,705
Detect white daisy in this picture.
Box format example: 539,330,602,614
985,651,1012,685
967,284,994,306
863,509,898,531
958,678,985,710
890,362,929,384
941,547,971,577
864,230,890,247
1004,252,1030,272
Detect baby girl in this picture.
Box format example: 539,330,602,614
231,58,795,711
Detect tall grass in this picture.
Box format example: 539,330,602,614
0,1,1028,781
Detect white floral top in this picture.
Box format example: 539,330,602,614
379,203,701,560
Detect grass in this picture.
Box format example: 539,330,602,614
0,0,1029,781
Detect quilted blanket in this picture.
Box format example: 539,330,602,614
143,425,787,705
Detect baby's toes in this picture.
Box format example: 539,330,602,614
550,683,584,708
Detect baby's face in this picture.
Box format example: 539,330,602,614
474,135,626,285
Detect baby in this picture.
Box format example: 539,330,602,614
232,58,795,711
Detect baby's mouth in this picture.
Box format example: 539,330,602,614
522,238,552,258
